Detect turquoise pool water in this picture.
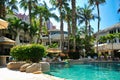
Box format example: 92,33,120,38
48,62,120,80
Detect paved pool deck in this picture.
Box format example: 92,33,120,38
0,67,65,80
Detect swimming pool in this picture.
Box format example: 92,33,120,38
48,62,120,80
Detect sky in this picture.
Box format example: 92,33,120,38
90,0,120,32
19,0,120,33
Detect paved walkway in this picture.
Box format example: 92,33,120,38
0,67,65,80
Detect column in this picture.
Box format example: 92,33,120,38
0,56,7,66
108,50,112,55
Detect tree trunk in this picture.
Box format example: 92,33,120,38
88,20,91,36
0,1,5,18
71,0,76,51
60,10,64,51
28,0,32,26
96,4,100,54
97,4,100,32
67,17,71,52
61,19,64,51
37,15,42,43
111,41,114,57
15,31,20,45
85,20,88,36
33,36,37,43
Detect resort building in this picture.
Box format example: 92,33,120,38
94,23,120,58
42,29,68,50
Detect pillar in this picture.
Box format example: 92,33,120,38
0,56,6,66
108,50,112,55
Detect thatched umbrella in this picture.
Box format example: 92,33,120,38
0,19,8,29
47,48,62,53
0,36,15,44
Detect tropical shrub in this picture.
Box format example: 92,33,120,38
10,44,46,63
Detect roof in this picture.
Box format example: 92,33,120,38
0,19,8,29
95,22,120,35
0,36,15,44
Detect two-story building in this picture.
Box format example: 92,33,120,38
94,23,120,58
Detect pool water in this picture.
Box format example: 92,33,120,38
48,62,120,80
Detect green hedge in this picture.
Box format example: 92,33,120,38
10,44,46,63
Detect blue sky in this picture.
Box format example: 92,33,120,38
77,0,120,32
19,0,120,32
94,0,120,32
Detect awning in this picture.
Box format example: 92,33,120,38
0,19,9,29
0,36,15,44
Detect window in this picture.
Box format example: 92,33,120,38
119,39,120,43
118,28,120,33
114,39,117,43
109,30,113,34
113,29,116,33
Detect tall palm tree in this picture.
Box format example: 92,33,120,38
88,0,106,32
19,0,38,26
50,0,68,51
71,0,76,51
29,20,39,43
33,2,59,43
64,7,72,51
7,17,23,44
32,6,45,43
88,0,106,54
77,5,95,36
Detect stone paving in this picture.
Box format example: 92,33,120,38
0,67,65,80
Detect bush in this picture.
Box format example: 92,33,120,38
10,44,46,63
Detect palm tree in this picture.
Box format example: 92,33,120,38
19,0,38,26
99,35,107,43
71,0,76,51
21,21,30,43
29,20,39,43
77,5,95,36
88,0,106,32
32,2,59,43
7,17,23,44
99,34,116,57
106,34,116,54
50,0,68,51
76,4,96,56
64,7,72,51
88,0,106,54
